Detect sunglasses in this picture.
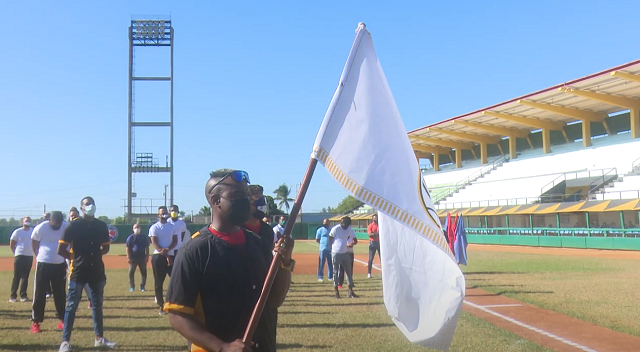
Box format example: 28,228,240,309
210,170,251,193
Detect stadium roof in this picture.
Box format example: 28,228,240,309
409,59,640,168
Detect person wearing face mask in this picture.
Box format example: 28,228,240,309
9,216,34,302
57,197,116,351
126,223,150,292
30,211,67,334
272,216,287,244
42,212,53,299
68,207,80,222
243,184,282,352
66,206,92,309
168,204,187,268
149,206,178,315
315,219,333,283
329,216,358,299
164,169,295,352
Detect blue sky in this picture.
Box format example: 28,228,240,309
2,0,640,219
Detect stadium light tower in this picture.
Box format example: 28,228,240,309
127,18,174,220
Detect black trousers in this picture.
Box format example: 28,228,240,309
11,255,33,299
129,258,148,288
32,262,66,323
151,254,172,307
368,241,381,275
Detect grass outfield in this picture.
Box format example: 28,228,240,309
0,270,550,352
462,250,640,338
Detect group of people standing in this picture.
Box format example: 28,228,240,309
9,197,117,352
315,214,381,299
6,169,384,352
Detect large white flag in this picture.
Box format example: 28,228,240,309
311,23,465,350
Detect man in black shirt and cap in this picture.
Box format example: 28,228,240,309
164,169,294,352
57,197,116,352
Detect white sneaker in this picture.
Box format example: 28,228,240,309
317,278,323,282
8,298,16,303
367,274,372,278
95,337,117,348
59,341,71,352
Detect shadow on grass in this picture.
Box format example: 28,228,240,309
0,343,54,351
285,302,383,307
496,290,554,295
104,305,157,311
277,343,329,349
468,284,525,289
278,310,334,315
467,290,554,297
74,325,173,332
279,322,393,329
465,271,525,275
70,345,185,351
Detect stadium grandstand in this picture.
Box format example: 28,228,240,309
411,59,640,251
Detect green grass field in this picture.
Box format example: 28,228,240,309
3,244,636,351
462,250,640,338
0,269,550,352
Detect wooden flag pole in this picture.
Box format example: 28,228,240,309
242,157,319,344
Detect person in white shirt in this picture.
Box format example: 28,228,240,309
272,215,287,243
30,211,67,334
329,216,358,299
149,206,178,315
9,216,34,302
168,204,187,266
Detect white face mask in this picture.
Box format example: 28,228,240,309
84,204,96,216
23,222,31,227
134,228,141,235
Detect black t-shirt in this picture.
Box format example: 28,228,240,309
60,217,110,284
165,227,275,352
251,222,278,352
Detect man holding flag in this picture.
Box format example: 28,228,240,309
163,23,465,352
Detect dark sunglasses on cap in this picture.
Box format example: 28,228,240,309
210,170,251,193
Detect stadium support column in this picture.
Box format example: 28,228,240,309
631,108,640,139
582,120,592,147
432,152,440,172
542,128,551,154
455,149,462,168
508,136,517,159
480,143,488,164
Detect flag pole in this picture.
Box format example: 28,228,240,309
243,157,318,344
243,22,368,345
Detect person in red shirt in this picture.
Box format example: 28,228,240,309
367,214,380,278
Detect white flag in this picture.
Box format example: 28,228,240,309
311,23,465,350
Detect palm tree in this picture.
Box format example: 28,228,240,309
273,184,294,213
198,206,211,216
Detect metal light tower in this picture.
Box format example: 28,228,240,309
127,18,174,220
